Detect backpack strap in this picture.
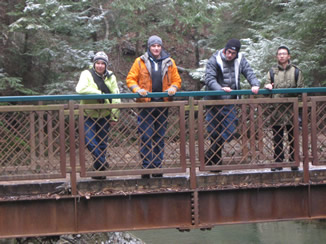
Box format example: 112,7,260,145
269,68,274,83
294,67,299,83
89,69,112,103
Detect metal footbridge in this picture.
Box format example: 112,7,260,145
1,89,326,238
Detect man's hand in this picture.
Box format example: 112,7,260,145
222,87,232,92
137,89,148,97
166,86,177,96
264,83,273,90
251,86,260,94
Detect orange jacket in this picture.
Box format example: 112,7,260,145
126,52,182,102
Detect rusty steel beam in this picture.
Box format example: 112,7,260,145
1,184,326,238
197,185,326,228
0,192,192,238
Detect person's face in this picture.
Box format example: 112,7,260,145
149,44,162,59
225,49,237,61
277,49,291,65
94,60,106,75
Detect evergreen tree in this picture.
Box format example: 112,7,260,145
6,0,115,95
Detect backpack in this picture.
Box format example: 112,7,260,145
269,67,299,84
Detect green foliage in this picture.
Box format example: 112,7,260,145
242,0,326,86
191,0,326,87
5,0,116,95
0,72,37,96
1,0,325,96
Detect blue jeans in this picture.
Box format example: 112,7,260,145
205,105,238,162
138,107,168,168
84,116,110,170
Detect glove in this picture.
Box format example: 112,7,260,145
97,99,105,104
137,89,148,97
166,86,177,96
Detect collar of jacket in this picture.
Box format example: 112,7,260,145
216,50,243,90
140,52,173,77
89,66,113,80
277,60,292,71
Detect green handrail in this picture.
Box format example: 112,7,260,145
0,87,325,102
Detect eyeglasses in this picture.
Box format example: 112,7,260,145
277,52,289,56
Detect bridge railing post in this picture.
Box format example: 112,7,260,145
302,93,310,183
68,100,77,195
188,97,197,189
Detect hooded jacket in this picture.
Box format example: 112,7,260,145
205,49,260,100
76,68,121,120
126,51,182,102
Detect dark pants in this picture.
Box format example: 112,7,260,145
84,116,110,170
138,107,168,168
272,125,294,162
205,105,238,164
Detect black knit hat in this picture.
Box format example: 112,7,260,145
225,39,241,53
277,46,290,55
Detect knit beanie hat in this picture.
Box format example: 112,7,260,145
225,39,241,53
147,35,163,48
93,51,108,68
277,45,290,55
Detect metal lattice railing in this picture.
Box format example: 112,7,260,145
0,105,66,180
0,88,326,185
197,98,300,171
311,96,326,165
77,101,187,178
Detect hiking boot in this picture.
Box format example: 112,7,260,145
141,174,150,179
91,176,106,180
205,154,222,166
152,174,163,178
271,167,283,171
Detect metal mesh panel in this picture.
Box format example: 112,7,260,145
198,99,300,170
64,108,79,172
311,97,326,165
0,106,66,180
78,102,186,177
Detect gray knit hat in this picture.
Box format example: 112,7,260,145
147,35,163,48
93,51,108,68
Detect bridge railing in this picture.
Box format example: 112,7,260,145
197,97,301,171
0,88,326,192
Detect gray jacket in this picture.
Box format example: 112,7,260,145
205,49,260,100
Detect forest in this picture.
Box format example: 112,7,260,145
0,0,325,97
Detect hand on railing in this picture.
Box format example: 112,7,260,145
137,89,148,97
166,86,177,96
251,86,260,94
222,87,232,92
264,83,273,90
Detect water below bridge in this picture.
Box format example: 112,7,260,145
131,220,326,244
